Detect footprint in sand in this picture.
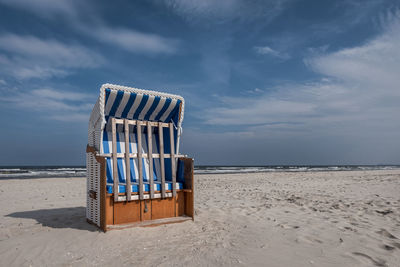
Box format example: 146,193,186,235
380,244,395,251
297,235,323,244
390,242,400,249
352,252,387,267
375,210,393,215
376,229,398,239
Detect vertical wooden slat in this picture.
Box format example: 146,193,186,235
124,119,131,201
99,157,107,231
159,122,166,198
137,122,144,200
169,123,176,197
147,121,154,199
111,118,118,202
183,158,195,219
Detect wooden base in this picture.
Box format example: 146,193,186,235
86,146,195,232
106,216,192,230
99,190,194,232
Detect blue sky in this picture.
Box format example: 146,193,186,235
0,0,399,166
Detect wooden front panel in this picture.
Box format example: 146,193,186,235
105,196,114,225
184,191,194,218
176,191,185,216
182,158,194,190
152,197,175,220
141,199,152,221
114,200,141,224
182,157,194,219
99,157,107,230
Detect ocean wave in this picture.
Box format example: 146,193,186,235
193,165,400,174
0,167,86,179
0,165,399,178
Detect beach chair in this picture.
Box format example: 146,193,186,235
86,84,194,231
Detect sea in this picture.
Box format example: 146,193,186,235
0,165,399,179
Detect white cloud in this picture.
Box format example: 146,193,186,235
0,88,93,122
90,27,179,54
31,88,93,101
49,113,89,122
0,0,179,55
254,46,290,60
202,11,400,140
0,34,103,79
203,91,316,126
161,0,291,23
0,34,102,68
1,0,179,55
307,27,400,91
0,0,81,18
163,0,239,20
246,88,264,94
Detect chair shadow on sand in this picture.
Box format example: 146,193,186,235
7,206,99,232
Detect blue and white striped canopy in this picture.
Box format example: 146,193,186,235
101,84,184,125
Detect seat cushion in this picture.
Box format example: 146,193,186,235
106,181,183,194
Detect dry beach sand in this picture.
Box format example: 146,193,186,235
0,170,400,266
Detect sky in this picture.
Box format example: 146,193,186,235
0,0,399,166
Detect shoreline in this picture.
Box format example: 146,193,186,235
2,166,400,179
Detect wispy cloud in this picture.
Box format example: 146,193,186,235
0,0,179,55
160,0,292,23
202,10,400,139
0,34,103,79
307,18,400,90
0,88,94,122
203,90,315,126
246,88,264,95
0,0,82,18
87,26,179,54
162,0,239,20
254,46,291,60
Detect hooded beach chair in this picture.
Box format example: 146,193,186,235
86,84,194,231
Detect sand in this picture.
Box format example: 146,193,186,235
0,170,399,266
